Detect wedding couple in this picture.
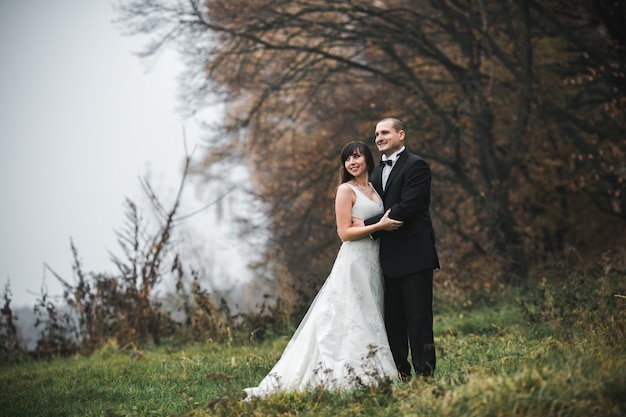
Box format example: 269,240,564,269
244,118,440,399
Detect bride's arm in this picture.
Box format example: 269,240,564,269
335,184,402,242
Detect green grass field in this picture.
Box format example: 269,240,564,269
1,290,624,416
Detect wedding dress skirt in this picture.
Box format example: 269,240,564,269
244,184,397,399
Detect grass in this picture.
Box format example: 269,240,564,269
1,290,624,416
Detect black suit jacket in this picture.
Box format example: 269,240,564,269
365,149,440,277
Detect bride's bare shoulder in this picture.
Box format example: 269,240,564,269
336,183,356,203
337,183,355,193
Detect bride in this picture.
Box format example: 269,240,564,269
244,141,402,399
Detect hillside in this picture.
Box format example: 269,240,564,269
1,288,624,417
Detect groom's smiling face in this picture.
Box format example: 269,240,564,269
375,120,404,156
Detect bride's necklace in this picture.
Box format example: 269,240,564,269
352,181,373,197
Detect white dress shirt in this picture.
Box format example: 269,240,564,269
381,146,405,191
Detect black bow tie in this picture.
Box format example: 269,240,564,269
381,159,393,166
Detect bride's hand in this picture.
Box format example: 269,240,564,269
379,209,403,231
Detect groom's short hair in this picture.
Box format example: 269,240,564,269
380,117,404,133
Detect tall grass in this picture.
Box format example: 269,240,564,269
1,283,624,416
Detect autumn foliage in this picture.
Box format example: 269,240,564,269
111,0,626,318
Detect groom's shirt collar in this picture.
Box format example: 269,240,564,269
381,146,404,191
382,146,405,164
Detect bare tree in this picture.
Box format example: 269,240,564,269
114,0,625,300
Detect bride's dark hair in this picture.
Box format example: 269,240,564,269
339,141,376,183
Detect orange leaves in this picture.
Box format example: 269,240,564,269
118,0,626,294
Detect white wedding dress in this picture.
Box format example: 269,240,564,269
244,184,398,399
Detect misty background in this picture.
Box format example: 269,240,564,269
0,0,254,309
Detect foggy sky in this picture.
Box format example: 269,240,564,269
0,0,253,307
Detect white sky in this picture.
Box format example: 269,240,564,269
0,0,253,307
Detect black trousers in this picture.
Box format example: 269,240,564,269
384,269,435,378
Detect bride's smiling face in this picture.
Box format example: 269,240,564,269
344,151,367,179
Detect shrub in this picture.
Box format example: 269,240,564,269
520,249,626,347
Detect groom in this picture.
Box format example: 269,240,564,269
363,117,440,380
